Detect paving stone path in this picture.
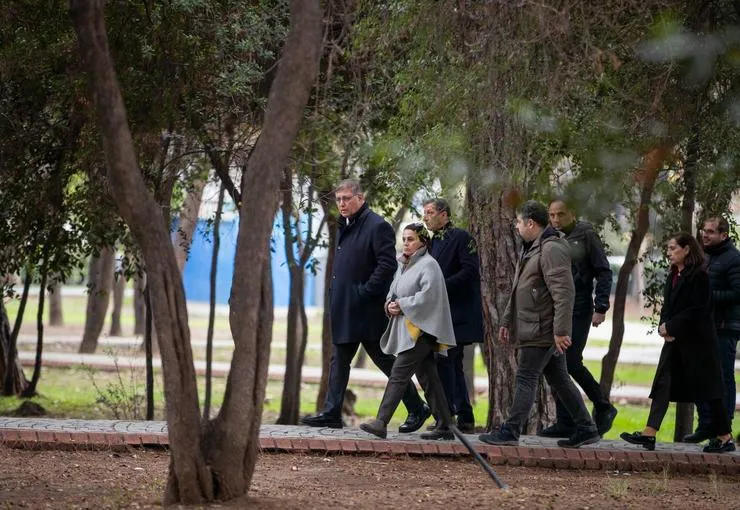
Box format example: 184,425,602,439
0,417,737,475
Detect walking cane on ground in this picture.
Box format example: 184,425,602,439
449,424,509,490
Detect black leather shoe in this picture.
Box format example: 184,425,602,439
620,431,656,450
360,419,387,439
456,421,475,434
683,428,713,443
398,403,431,433
537,423,575,438
703,438,736,454
558,428,600,449
420,427,454,440
594,404,618,436
300,412,343,429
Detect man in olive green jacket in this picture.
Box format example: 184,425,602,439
479,200,600,448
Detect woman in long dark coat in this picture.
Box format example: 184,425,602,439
621,232,734,453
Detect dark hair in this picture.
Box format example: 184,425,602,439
669,231,706,268
704,216,730,235
518,200,548,227
403,222,430,245
422,198,451,216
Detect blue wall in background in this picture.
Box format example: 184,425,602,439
181,217,318,307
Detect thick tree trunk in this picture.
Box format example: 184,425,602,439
0,300,28,396
133,272,146,336
316,205,337,411
71,0,321,503
203,184,225,421
47,278,64,326
109,273,126,336
79,246,114,353
3,273,32,396
71,0,216,502
174,179,206,273
601,147,667,398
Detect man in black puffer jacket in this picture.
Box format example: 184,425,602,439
539,199,617,438
685,217,740,443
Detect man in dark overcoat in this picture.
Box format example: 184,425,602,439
423,198,483,433
685,216,740,443
301,179,428,431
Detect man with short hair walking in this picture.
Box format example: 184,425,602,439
479,200,600,448
301,179,429,432
685,216,740,443
540,199,617,438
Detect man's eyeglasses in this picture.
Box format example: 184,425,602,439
335,194,357,204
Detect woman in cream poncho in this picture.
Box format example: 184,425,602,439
360,223,457,440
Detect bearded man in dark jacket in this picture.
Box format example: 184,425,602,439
685,216,740,443
301,179,428,432
539,199,618,438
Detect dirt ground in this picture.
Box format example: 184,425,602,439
0,446,737,509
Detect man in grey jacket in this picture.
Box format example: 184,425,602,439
478,200,600,448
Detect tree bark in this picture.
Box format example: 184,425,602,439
144,284,155,421
0,300,28,396
203,184,225,421
79,246,115,353
174,179,206,273
133,272,146,336
71,0,213,502
316,202,337,411
600,147,668,398
70,0,321,503
21,253,50,397
3,272,32,396
109,272,126,336
47,278,64,326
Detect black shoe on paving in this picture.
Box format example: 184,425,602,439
420,427,454,441
558,428,600,449
620,431,656,451
538,423,575,438
479,427,519,446
457,421,476,434
398,403,431,433
594,404,618,436
300,412,343,429
683,428,713,444
360,419,387,439
703,438,736,454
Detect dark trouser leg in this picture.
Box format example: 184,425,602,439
364,338,425,415
377,338,434,424
322,343,360,417
454,346,475,423
504,347,551,439
543,351,597,431
695,331,738,430
556,311,610,428
416,339,454,428
646,355,671,430
707,398,732,437
435,347,458,417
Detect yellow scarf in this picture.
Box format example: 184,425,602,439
404,319,449,353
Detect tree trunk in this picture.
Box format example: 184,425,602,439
353,346,367,368
70,0,321,503
133,271,146,336
47,278,64,326
3,272,32,396
277,264,307,424
174,179,206,273
316,204,337,411
203,184,225,421
21,256,50,398
601,147,668,398
79,246,115,353
109,273,126,336
144,284,155,421
463,344,476,404
0,300,28,396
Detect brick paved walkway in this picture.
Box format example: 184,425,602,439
1,418,737,475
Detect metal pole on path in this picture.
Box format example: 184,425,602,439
449,425,509,490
